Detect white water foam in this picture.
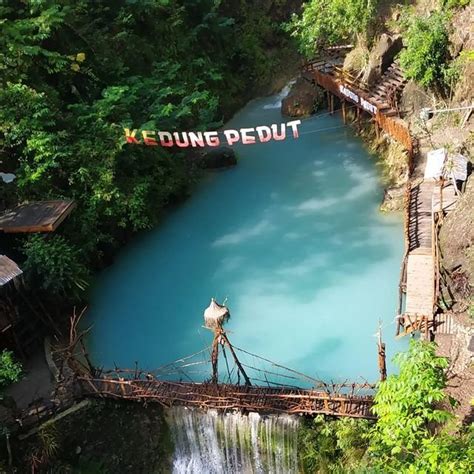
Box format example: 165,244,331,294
168,407,299,474
263,81,295,110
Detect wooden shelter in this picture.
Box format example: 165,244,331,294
0,200,75,233
0,255,22,287
0,255,22,336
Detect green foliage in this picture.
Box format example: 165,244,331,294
298,415,371,473
0,0,291,294
406,427,474,474
286,0,378,56
0,350,22,390
299,342,472,473
441,0,470,9
23,235,90,296
398,11,451,90
369,340,452,468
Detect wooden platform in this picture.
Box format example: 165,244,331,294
405,253,434,316
0,200,75,233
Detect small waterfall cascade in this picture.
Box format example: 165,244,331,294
167,407,300,474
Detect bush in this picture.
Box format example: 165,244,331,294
442,0,470,9
369,340,452,468
0,350,22,390
399,12,451,90
23,234,90,296
298,415,371,472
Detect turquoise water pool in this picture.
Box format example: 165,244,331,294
87,92,407,383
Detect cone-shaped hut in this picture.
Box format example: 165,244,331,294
204,298,230,330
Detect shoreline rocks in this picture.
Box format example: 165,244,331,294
380,185,405,212
197,146,237,169
281,77,323,117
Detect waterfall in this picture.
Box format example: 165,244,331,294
167,407,299,474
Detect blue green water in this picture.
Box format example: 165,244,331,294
87,92,407,383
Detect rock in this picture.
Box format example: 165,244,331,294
281,77,322,117
199,146,237,169
400,80,432,118
380,185,405,212
363,34,403,86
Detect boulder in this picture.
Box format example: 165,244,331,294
281,77,322,117
400,80,432,117
362,34,403,86
380,185,405,212
199,146,237,169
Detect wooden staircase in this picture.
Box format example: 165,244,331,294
370,62,407,116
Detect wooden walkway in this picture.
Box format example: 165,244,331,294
303,52,412,155
78,377,376,419
397,181,458,336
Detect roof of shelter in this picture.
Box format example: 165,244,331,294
0,200,75,233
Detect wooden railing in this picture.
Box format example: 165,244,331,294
304,62,413,158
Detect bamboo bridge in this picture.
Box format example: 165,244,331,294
78,377,375,419
55,300,380,421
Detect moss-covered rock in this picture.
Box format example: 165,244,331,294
11,400,173,473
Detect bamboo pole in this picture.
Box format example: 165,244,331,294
210,332,220,384
221,333,252,387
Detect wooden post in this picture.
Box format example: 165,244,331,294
377,323,387,381
356,107,361,130
342,100,346,124
211,330,220,384
374,120,380,140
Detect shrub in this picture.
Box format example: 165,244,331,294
399,12,451,90
0,350,22,390
369,340,452,468
23,234,89,296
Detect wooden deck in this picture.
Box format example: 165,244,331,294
78,377,376,419
0,200,75,233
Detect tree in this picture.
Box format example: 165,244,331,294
286,0,378,56
0,0,292,295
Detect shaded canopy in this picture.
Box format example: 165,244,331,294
204,298,230,330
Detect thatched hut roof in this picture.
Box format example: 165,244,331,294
204,298,230,330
